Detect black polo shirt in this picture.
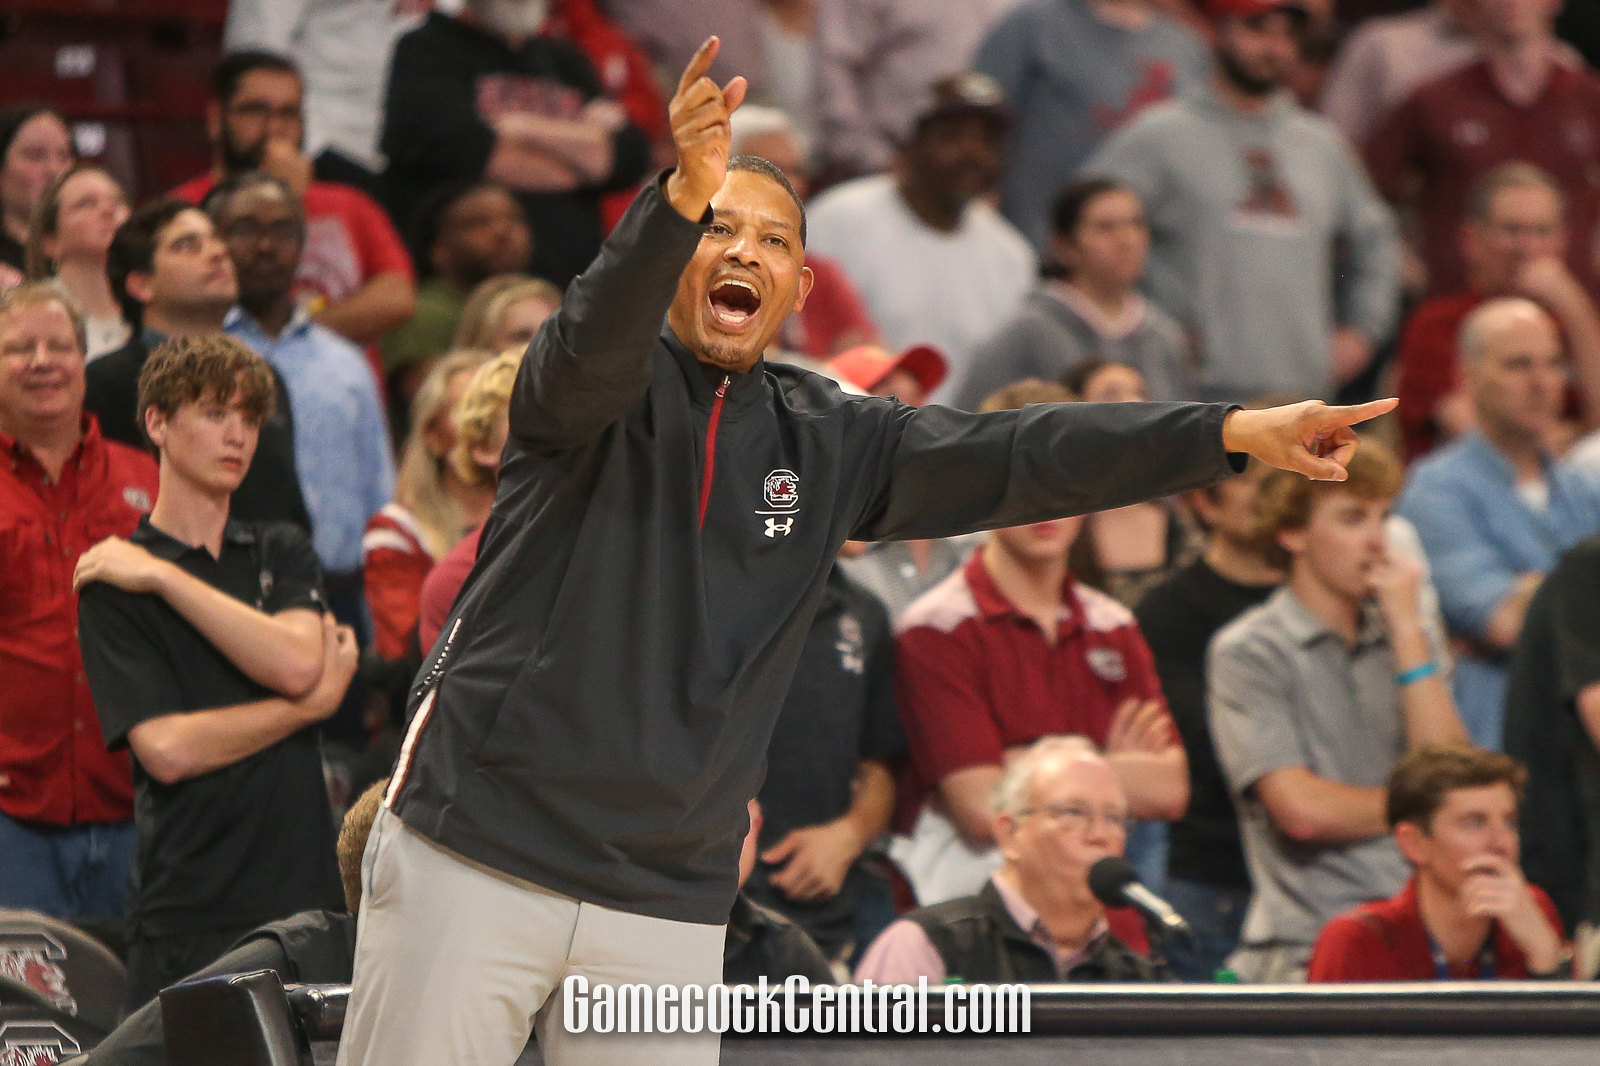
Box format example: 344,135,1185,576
77,517,343,939
744,566,904,950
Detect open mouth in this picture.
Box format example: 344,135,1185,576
708,278,762,330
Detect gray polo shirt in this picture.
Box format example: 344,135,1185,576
1207,586,1413,950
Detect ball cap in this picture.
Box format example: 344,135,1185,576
909,72,1011,139
828,343,947,397
1207,0,1310,21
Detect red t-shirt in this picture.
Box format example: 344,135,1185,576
1394,290,1481,460
0,419,157,825
1365,59,1600,299
1308,875,1566,981
418,525,482,653
894,550,1173,822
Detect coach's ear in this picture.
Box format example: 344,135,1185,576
790,265,814,315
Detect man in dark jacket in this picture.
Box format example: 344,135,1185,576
339,35,1396,1066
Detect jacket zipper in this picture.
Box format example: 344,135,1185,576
698,375,731,528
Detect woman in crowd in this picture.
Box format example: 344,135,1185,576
416,348,524,651
0,105,75,284
362,349,493,667
453,275,563,355
25,163,131,358
1064,359,1199,608
951,177,1193,411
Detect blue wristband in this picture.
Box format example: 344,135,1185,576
1396,660,1439,687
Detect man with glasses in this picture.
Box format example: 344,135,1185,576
855,736,1166,983
210,172,393,751
1393,163,1600,459
170,51,415,361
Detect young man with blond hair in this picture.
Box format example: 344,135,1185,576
1210,438,1469,981
76,334,358,1010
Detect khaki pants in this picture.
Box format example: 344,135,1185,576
336,807,726,1066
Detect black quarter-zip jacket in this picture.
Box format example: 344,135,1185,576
387,175,1244,925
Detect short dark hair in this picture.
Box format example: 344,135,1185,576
1051,177,1129,239
212,50,300,105
202,169,302,226
726,155,807,247
407,179,513,277
107,197,198,327
1386,744,1527,832
137,334,277,447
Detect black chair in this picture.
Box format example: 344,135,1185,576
161,970,310,1066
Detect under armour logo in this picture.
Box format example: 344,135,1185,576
764,517,794,538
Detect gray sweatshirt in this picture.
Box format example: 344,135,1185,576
975,0,1209,251
1084,85,1401,401
950,286,1195,410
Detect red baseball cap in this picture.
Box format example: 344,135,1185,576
1207,0,1309,21
828,344,947,399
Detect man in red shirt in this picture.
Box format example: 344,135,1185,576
1393,162,1600,459
1365,0,1600,301
171,51,416,373
0,282,157,918
892,380,1187,907
1309,744,1569,981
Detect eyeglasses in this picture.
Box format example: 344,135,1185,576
220,220,302,246
227,102,303,123
1015,804,1133,834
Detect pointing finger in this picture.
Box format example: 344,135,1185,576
1321,397,1398,429
677,36,721,98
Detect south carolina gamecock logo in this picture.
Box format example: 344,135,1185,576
0,935,75,1015
0,1023,80,1066
762,469,800,511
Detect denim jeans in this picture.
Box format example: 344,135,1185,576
1162,875,1249,982
1124,820,1170,896
0,809,136,919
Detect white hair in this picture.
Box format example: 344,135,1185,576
730,105,809,161
990,735,1102,816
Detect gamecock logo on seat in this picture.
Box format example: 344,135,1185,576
0,1023,80,1066
0,935,75,1016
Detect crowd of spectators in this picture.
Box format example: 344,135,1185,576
8,0,1600,1035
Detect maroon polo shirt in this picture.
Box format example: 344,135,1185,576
1364,58,1600,299
894,549,1172,819
0,417,156,825
1308,875,1566,981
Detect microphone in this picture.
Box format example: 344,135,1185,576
1088,856,1192,938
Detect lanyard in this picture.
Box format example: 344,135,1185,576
1428,926,1497,980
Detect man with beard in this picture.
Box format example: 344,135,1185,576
210,172,393,748
170,51,416,361
1086,0,1401,403
806,72,1036,406
337,37,1400,1066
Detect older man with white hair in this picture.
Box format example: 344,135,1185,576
1399,297,1600,749
855,736,1167,984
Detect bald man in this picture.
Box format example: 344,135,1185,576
1398,298,1600,749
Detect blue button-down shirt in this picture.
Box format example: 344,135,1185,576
1397,431,1600,747
226,306,393,575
